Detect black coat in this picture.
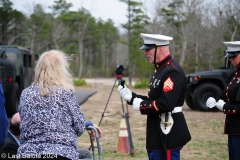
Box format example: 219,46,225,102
220,68,240,134
0,132,19,159
128,55,191,151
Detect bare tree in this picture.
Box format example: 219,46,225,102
51,21,68,50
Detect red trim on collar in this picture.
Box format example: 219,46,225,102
155,56,173,70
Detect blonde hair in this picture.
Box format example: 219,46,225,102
33,50,74,96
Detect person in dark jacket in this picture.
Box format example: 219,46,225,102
0,112,21,159
206,41,240,160
118,33,191,160
0,82,8,149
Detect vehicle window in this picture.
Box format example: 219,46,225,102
23,54,32,68
4,48,20,58
6,53,17,65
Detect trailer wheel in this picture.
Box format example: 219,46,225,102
192,83,221,111
6,82,20,117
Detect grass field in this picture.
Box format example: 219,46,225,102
76,80,228,160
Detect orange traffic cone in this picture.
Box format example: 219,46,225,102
117,118,130,154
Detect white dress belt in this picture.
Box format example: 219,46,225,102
172,106,182,113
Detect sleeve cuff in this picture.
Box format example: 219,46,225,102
85,120,93,127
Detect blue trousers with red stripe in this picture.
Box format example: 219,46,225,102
228,135,240,160
147,148,181,160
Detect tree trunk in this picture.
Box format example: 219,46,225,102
78,42,83,78
179,40,187,66
195,42,198,72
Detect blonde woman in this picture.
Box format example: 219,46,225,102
17,50,93,160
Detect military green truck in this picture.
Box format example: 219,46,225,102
185,58,235,111
0,45,34,117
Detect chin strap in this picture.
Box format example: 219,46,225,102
238,61,240,67
154,47,157,64
236,61,240,69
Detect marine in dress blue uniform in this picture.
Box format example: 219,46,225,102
207,41,240,160
118,33,191,160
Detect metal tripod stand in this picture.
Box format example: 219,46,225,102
98,73,135,156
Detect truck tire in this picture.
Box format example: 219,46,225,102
185,90,196,110
6,82,20,117
192,83,221,111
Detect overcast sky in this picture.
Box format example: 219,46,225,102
11,0,129,30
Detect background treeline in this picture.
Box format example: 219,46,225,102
0,0,239,85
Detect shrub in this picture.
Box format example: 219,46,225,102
134,79,149,88
74,78,87,86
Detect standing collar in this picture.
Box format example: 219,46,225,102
154,55,172,69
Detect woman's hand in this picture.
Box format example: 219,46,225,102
87,123,102,138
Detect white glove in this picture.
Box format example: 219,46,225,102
216,99,225,111
118,85,132,102
206,97,217,108
132,98,143,111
